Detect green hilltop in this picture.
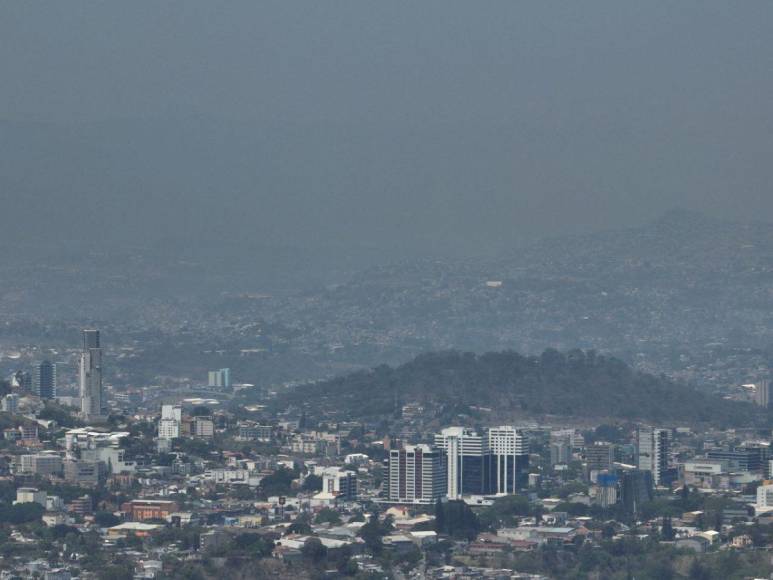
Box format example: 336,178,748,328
276,349,764,426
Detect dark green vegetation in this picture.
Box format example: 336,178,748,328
483,537,772,580
276,349,763,425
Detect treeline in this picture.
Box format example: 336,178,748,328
277,349,763,426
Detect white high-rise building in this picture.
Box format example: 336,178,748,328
637,426,670,485
756,483,773,513
158,405,182,440
435,427,484,500
79,330,106,422
488,426,529,495
434,425,529,498
386,444,446,504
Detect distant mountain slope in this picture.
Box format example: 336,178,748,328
256,210,773,388
276,349,763,426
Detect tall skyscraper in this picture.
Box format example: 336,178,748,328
34,360,57,400
637,426,669,485
386,444,446,504
488,426,530,494
434,425,529,499
435,427,487,499
756,379,771,408
79,329,106,421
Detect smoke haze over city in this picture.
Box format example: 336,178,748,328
2,1,772,269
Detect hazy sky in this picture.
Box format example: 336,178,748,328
2,1,772,262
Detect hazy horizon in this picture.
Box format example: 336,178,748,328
2,1,772,269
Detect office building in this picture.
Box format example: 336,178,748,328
593,473,619,508
193,416,215,438
18,453,63,477
637,426,670,485
386,444,446,504
755,379,771,408
208,368,231,388
35,360,57,400
319,467,358,500
488,426,530,494
620,469,653,515
79,330,106,421
64,458,101,486
2,394,19,415
158,405,182,440
586,442,615,474
435,427,486,499
707,444,770,473
550,441,571,466
434,426,529,499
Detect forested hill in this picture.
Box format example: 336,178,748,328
275,349,763,426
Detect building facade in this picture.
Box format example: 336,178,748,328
434,425,529,499
35,360,57,399
637,426,669,485
386,444,446,504
79,330,106,421
208,368,231,388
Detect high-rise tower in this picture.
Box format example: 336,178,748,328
637,426,669,485
79,329,106,421
35,360,57,400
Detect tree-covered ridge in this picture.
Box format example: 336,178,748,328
278,349,763,426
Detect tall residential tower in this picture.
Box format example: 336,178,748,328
79,330,106,422
637,426,669,486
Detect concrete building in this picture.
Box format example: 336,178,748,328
18,453,63,477
755,379,771,408
15,487,47,506
586,442,614,474
208,368,231,388
319,467,358,500
550,441,571,466
756,483,773,514
2,393,19,414
707,444,770,473
386,444,446,504
158,404,182,440
64,458,100,486
79,330,106,421
683,460,726,489
193,416,214,438
637,426,670,485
